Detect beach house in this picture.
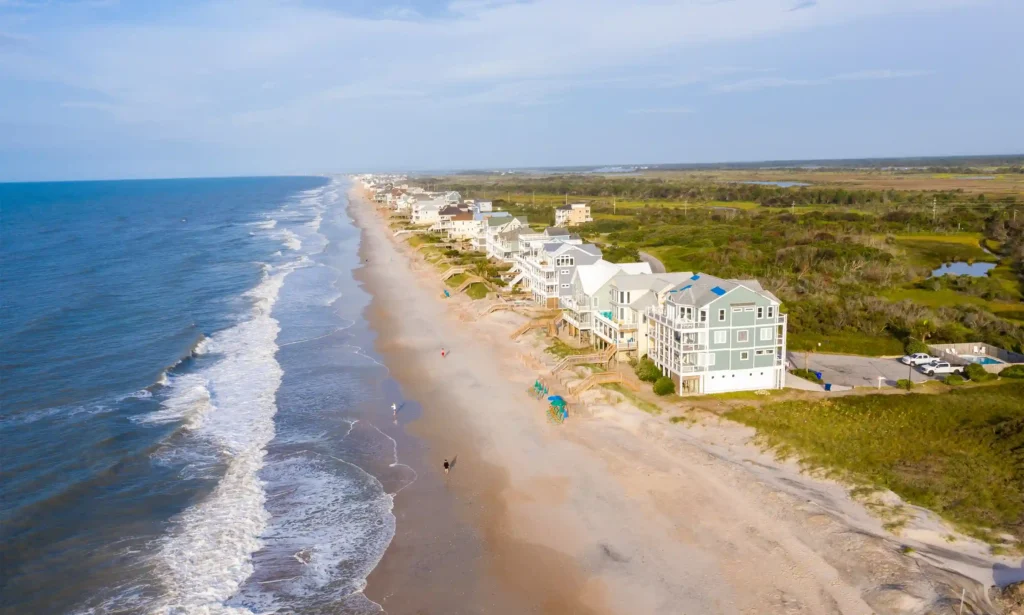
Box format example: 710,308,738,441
561,260,652,343
591,272,695,358
645,274,787,395
511,228,602,307
485,217,527,261
554,203,593,227
411,197,446,226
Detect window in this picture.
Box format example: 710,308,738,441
732,306,742,313
706,353,716,366
714,330,727,344
561,283,569,289
740,351,749,361
757,307,764,318
560,269,570,275
744,307,754,312
700,310,707,323
760,328,772,341
718,309,726,321
737,330,749,343
767,306,774,318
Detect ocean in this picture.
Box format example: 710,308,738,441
0,176,411,613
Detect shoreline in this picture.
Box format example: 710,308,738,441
347,185,1012,615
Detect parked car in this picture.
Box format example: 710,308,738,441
900,353,937,366
920,361,963,377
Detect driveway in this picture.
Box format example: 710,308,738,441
787,352,938,388
639,251,666,274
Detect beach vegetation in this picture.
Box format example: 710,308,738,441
544,338,592,358
727,382,1024,545
634,357,663,382
896,378,914,390
653,377,675,396
943,374,965,386
602,383,662,415
964,363,997,382
790,368,823,384
465,282,488,300
1000,364,1024,378
904,338,931,355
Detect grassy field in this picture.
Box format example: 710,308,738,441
727,382,1024,546
445,273,467,287
892,233,996,266
465,282,488,300
883,288,1021,312
787,332,906,356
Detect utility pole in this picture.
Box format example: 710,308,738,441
932,197,936,225
791,200,795,214
613,197,616,214
684,200,688,217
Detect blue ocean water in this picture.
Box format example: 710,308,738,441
0,177,410,613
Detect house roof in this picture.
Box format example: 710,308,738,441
612,271,692,292
574,260,626,295
439,205,462,216
544,227,570,236
663,273,780,307
618,262,653,275
556,204,572,211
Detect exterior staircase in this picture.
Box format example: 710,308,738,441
439,266,469,281
550,346,616,374
509,312,563,340
567,371,637,397
455,275,489,293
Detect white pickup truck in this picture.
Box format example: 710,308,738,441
901,353,938,366
919,361,963,377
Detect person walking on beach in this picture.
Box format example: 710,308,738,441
391,403,397,417
441,347,447,358
443,459,450,475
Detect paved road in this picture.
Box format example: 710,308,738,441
788,351,940,388
639,251,666,273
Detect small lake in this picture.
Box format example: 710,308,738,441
738,181,811,188
930,262,996,277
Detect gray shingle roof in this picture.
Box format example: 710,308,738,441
663,273,779,307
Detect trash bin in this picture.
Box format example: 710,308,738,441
824,383,832,391
814,371,823,381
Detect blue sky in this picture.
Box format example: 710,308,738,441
0,0,1021,181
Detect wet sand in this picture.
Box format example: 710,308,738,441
349,187,1008,615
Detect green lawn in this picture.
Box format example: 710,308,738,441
892,234,996,266
445,273,467,287
543,338,593,358
883,288,1021,313
728,382,1024,545
465,282,488,300
787,332,905,356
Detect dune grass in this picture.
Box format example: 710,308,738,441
445,273,467,287
543,338,592,358
602,383,662,415
727,382,1024,545
465,282,488,300
787,332,905,356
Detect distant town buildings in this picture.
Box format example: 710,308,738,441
555,203,592,227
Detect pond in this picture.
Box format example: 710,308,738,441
930,261,996,277
738,181,811,188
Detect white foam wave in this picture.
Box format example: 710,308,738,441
226,452,395,613
253,219,277,230
146,266,293,614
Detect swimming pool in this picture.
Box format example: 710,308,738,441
959,355,1003,365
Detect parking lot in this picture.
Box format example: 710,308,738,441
787,352,940,388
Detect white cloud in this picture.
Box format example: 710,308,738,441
715,69,935,92
628,107,696,114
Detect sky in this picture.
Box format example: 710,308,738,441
0,0,1022,181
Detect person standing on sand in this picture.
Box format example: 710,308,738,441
443,459,450,475
441,347,447,358
391,403,397,417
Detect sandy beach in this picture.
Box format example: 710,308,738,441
348,186,1011,615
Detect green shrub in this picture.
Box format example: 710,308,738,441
897,379,914,390
791,368,823,384
964,363,997,382
904,339,931,355
653,377,675,396
1000,365,1024,379
635,358,663,382
944,374,965,386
